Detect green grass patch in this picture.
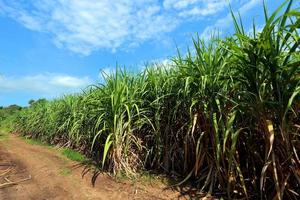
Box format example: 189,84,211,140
138,172,165,185
114,169,173,186
0,126,11,133
22,137,53,149
0,131,8,141
23,137,45,146
59,167,72,176
61,148,85,162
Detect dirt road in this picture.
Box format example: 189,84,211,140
0,133,186,200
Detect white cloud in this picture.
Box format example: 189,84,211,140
0,0,234,55
137,57,175,73
163,0,231,18
148,58,173,67
200,0,261,39
0,73,92,96
50,75,91,88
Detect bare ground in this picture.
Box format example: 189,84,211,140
0,134,204,200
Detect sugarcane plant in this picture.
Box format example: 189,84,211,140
10,1,299,199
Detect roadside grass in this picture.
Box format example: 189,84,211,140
61,148,86,162
21,137,86,163
114,169,177,187
59,167,72,176
135,172,173,186
20,135,87,164
22,136,53,148
0,131,8,141
0,126,10,133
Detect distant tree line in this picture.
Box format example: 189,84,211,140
0,98,47,124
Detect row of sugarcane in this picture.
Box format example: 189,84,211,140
12,1,300,199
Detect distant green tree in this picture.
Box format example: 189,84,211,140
0,104,23,128
28,98,47,107
28,99,35,106
35,98,47,104
7,104,22,111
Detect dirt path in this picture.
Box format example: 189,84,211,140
0,133,187,200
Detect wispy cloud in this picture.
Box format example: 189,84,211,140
0,73,92,96
163,0,230,18
200,0,262,40
0,0,236,55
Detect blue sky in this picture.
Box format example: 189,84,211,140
0,0,289,106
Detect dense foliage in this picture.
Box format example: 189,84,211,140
0,104,22,130
9,1,300,199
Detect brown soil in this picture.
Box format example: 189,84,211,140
0,134,203,200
